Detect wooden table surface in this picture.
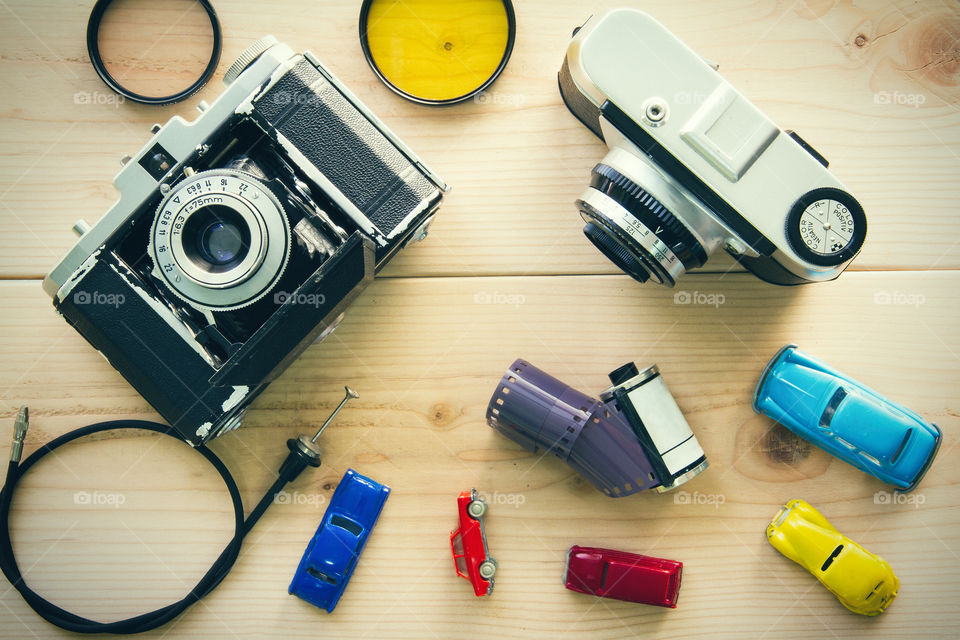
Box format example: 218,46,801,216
1,0,958,638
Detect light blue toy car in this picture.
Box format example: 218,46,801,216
289,469,390,612
754,345,941,491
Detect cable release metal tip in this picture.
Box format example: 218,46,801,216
10,406,28,464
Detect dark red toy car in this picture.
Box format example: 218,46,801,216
450,489,497,596
563,545,682,608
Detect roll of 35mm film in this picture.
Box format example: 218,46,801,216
360,0,516,105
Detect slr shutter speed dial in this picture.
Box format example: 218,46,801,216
786,187,866,267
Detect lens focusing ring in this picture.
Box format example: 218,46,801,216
590,164,708,271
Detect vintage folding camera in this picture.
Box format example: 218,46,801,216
559,9,867,286
43,36,447,445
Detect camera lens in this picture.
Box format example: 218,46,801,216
188,205,250,269
150,169,291,311
200,222,241,264
583,220,652,283
576,152,710,287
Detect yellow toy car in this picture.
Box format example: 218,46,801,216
766,499,898,615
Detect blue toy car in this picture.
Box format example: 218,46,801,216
289,469,390,611
754,345,941,491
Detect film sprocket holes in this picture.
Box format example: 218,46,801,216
486,359,707,497
43,36,447,445
558,9,867,287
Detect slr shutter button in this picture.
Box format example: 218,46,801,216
642,98,668,126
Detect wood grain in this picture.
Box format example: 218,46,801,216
0,0,958,639
1,271,958,640
0,0,958,278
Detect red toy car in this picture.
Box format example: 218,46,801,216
563,545,682,608
450,489,497,596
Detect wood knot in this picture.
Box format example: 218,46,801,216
430,403,455,427
854,34,868,48
902,13,960,87
567,473,590,494
760,425,812,465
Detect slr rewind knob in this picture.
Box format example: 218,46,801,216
224,35,279,85
785,187,866,267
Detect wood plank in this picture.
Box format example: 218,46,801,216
0,0,958,278
0,271,956,639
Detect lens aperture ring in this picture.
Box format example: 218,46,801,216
590,164,708,270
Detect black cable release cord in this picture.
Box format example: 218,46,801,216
0,406,333,634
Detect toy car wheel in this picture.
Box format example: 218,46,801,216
478,560,497,579
467,499,487,518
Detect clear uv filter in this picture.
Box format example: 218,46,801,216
359,0,516,105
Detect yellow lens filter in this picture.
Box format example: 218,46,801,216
360,0,516,105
